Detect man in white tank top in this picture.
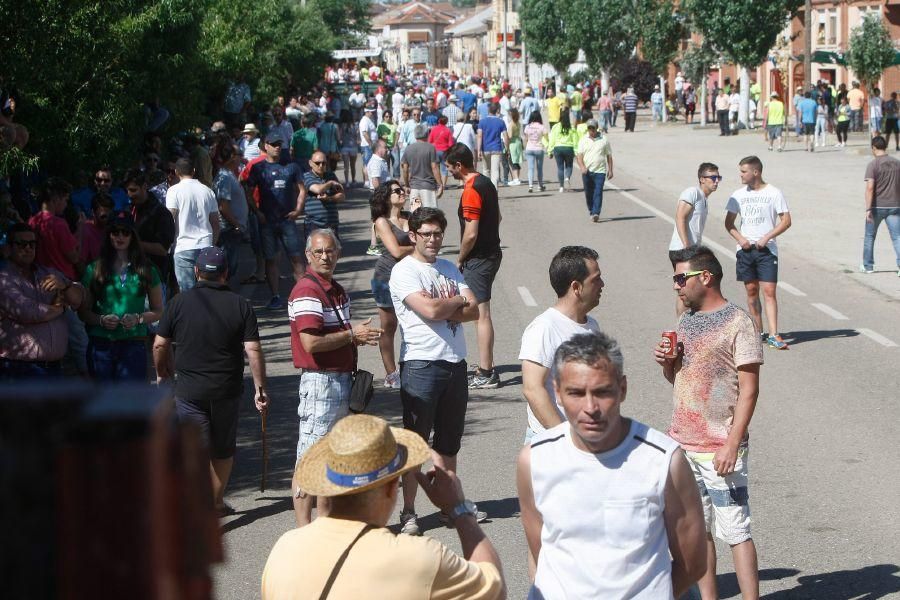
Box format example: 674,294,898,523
518,331,707,599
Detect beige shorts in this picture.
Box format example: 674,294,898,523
685,448,752,545
409,188,437,208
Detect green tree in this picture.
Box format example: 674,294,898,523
519,0,580,79
566,0,633,76
635,0,685,75
680,41,719,123
684,0,802,125
308,0,372,43
847,14,896,93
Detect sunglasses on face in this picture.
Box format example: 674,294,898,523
12,239,37,248
311,160,326,166
702,175,723,182
391,188,405,195
110,229,132,238
672,270,705,286
95,177,111,183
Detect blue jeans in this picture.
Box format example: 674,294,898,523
436,150,447,177
0,357,62,382
583,171,607,216
863,207,900,270
553,146,574,185
390,145,401,178
525,149,544,187
87,337,148,382
174,248,201,291
652,103,663,122
600,110,612,132
217,229,242,279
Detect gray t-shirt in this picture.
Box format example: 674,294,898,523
865,155,900,209
401,141,438,191
669,186,708,251
214,169,248,231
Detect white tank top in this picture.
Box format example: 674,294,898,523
528,420,679,599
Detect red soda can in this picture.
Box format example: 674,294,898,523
661,331,678,358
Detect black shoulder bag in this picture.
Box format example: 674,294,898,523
318,525,373,600
304,275,374,413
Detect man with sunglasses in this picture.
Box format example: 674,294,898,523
655,244,763,600
725,156,792,350
302,151,345,236
389,207,482,535
669,162,721,314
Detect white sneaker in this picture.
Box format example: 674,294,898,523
384,370,401,389
508,179,520,186
558,187,565,193
400,510,421,536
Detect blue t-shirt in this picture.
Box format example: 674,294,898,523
247,160,302,220
479,116,506,152
302,171,340,228
457,91,477,114
799,98,818,124
477,102,490,120
71,187,130,215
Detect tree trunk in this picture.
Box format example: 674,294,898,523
660,75,667,122
601,69,610,94
739,66,750,129
804,0,812,89
700,75,707,126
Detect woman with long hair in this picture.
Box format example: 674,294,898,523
523,112,548,192
369,181,419,388
506,108,523,186
548,108,577,192
339,109,359,187
79,212,163,381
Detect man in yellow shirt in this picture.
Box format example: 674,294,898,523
261,414,506,600
575,119,614,222
546,88,564,129
765,92,786,152
847,81,865,132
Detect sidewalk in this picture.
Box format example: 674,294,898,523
604,111,900,300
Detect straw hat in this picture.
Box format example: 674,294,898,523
296,415,430,497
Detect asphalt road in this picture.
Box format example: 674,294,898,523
213,111,900,599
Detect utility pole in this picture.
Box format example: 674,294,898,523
501,0,509,80
804,0,812,90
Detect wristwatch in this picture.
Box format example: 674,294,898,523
138,313,145,325
449,499,477,523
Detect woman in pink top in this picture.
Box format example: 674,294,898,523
522,112,548,192
427,114,453,187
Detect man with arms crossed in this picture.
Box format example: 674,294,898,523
669,162,721,314
445,143,502,390
725,156,791,350
519,332,706,599
655,245,764,600
389,207,482,535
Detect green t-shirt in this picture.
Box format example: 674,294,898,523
290,128,319,160
766,100,785,125
82,261,161,340
377,123,397,148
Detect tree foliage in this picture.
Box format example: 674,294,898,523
680,41,719,86
611,58,658,101
683,0,802,67
566,0,633,73
519,0,580,74
635,0,686,74
847,14,896,92
309,0,372,43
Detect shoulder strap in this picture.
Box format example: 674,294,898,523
318,525,373,600
303,274,357,370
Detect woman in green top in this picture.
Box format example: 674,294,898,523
79,212,163,382
377,110,398,177
835,96,851,147
505,108,523,186
548,108,578,192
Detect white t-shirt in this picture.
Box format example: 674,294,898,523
358,115,376,147
729,93,740,112
668,187,708,251
518,308,600,433
165,178,218,254
389,256,469,363
725,184,790,256
366,154,389,189
392,92,405,114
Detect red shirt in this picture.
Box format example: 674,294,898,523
428,124,453,152
28,211,78,279
287,269,354,371
80,220,104,264
240,155,268,207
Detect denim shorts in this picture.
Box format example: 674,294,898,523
686,449,752,545
400,359,467,456
260,219,303,260
296,370,352,461
371,277,393,309
736,247,778,283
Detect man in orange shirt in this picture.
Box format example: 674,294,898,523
445,143,502,389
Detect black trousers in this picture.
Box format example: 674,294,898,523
717,110,730,134
624,112,636,131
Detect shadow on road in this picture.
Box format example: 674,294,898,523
602,215,656,224
758,564,900,599
221,497,293,534
780,329,859,346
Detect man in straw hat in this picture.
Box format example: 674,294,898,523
262,414,506,599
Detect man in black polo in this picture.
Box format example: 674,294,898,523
445,143,502,389
301,150,345,236
124,168,176,299
153,247,269,515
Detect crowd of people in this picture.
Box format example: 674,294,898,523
3,63,899,600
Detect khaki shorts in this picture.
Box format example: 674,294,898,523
409,188,437,208
686,448,752,546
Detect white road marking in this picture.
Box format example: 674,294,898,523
811,303,849,320
777,282,807,297
856,328,898,348
517,286,538,307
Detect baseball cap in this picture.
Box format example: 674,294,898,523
586,119,600,129
107,211,134,229
265,131,284,145
449,94,458,101
770,91,779,97
196,247,227,274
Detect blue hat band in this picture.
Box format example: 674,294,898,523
326,449,403,488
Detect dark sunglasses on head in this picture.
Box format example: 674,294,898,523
110,229,132,237
12,239,37,248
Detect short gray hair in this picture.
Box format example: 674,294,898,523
553,331,624,383
305,228,342,252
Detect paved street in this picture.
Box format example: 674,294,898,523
214,109,900,599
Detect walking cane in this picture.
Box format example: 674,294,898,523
259,386,268,493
